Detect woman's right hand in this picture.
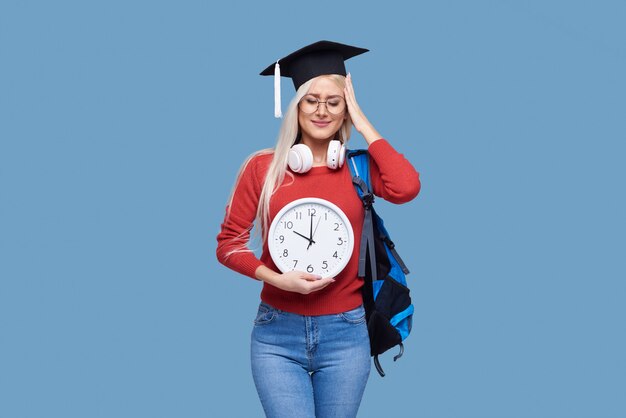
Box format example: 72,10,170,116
255,266,335,294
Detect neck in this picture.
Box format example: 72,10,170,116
300,135,334,167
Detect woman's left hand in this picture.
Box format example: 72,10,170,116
344,73,382,145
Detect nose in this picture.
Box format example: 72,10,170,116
315,101,329,117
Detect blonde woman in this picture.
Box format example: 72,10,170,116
216,41,420,418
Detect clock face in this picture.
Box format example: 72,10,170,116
268,197,354,278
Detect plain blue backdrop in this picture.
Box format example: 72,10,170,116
1,1,625,417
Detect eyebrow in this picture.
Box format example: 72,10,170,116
306,93,344,98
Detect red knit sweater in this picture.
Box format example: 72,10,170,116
216,139,420,315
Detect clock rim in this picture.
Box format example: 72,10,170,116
268,197,355,277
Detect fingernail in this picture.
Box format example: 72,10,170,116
315,275,323,280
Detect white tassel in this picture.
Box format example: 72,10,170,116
274,60,282,118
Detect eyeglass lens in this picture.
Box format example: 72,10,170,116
299,95,346,115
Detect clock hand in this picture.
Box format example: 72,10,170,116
308,216,323,250
312,216,322,239
307,213,314,250
293,230,316,244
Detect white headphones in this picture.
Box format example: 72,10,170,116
288,140,346,173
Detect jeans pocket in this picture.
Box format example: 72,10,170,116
339,305,366,324
254,302,277,326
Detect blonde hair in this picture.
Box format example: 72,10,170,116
223,74,352,257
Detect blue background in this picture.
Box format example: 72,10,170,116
1,1,625,417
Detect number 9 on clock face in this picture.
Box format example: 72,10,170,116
268,197,354,278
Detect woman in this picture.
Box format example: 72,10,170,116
216,40,420,418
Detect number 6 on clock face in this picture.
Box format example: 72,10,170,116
268,197,355,278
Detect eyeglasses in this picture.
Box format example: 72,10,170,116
298,94,346,115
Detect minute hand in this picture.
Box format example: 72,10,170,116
307,214,314,250
308,216,322,250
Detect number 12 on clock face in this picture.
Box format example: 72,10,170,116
268,198,355,278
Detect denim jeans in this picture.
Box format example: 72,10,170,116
251,302,371,418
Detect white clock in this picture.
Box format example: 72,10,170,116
268,197,354,278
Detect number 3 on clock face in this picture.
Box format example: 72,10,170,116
268,197,354,278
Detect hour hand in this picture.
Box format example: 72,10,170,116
293,230,315,245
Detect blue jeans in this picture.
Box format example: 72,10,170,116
251,302,371,418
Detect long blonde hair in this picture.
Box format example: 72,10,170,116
224,74,352,256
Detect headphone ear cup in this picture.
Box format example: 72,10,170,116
327,140,344,170
288,144,313,173
338,142,346,168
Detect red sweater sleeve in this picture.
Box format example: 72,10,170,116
368,139,421,203
215,154,269,279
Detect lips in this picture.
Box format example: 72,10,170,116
312,120,331,128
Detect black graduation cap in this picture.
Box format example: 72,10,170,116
260,40,369,117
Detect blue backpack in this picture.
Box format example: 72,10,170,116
346,149,414,377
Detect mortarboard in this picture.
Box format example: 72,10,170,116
260,40,369,118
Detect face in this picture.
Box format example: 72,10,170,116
298,76,346,144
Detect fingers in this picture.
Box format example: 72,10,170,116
306,277,336,293
344,73,356,104
302,273,323,282
279,271,336,294
344,73,362,123
298,273,336,293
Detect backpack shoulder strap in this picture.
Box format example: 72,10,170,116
346,149,377,281
346,149,372,202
